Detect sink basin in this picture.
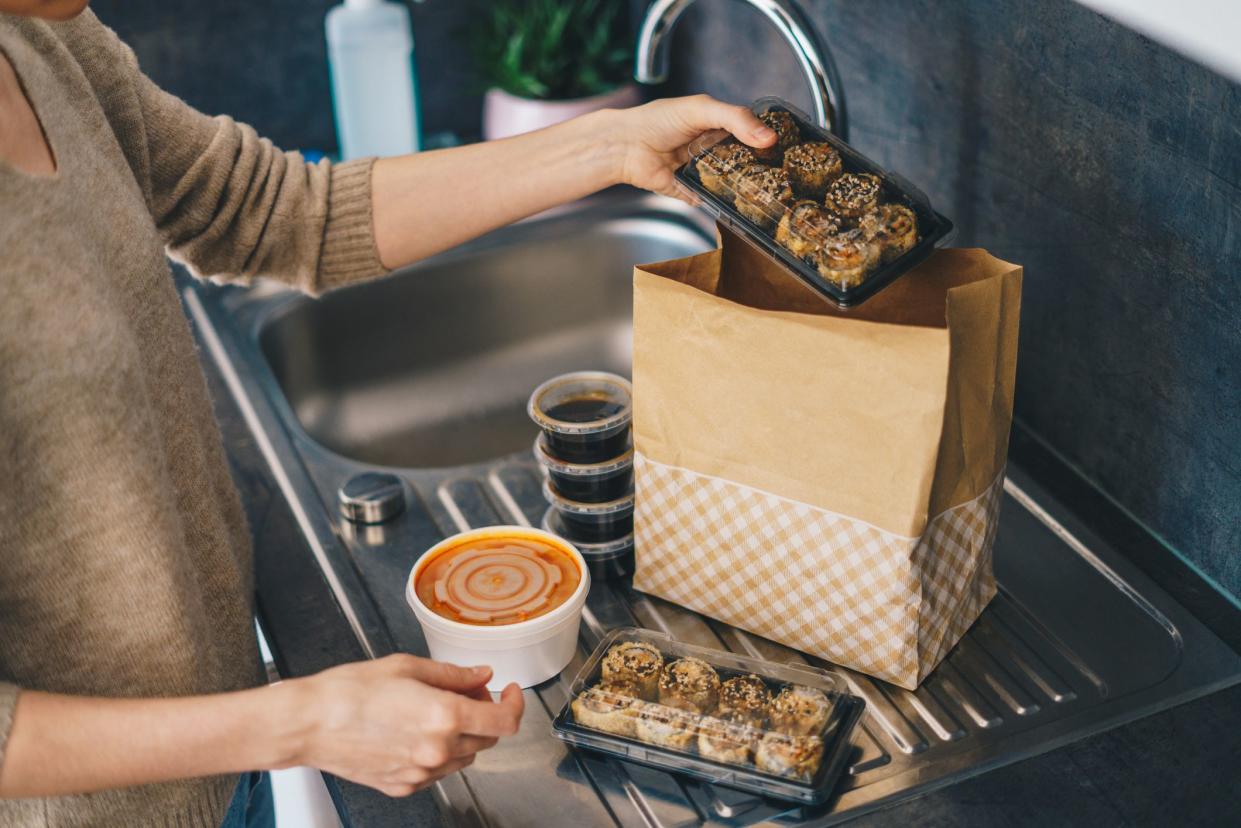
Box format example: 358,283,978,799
259,202,714,468
185,191,1241,828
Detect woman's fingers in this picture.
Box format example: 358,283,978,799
384,655,493,694
450,734,498,758
686,95,774,148
461,683,493,703
402,754,476,789
454,682,524,738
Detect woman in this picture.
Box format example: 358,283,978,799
0,0,776,825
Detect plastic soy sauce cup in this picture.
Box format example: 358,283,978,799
528,372,632,465
541,507,635,581
533,434,633,504
543,480,634,543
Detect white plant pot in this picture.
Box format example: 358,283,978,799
483,84,642,141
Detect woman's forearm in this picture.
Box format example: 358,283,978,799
0,656,524,801
370,109,624,269
0,684,302,798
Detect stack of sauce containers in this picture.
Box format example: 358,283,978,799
528,372,635,580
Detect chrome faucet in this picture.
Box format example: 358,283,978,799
634,0,848,139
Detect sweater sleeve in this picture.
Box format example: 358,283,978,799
56,11,388,294
0,681,17,775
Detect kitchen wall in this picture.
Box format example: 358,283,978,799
92,0,490,152
655,0,1240,597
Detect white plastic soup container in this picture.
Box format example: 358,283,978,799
406,526,590,690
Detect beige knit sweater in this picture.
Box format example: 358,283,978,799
0,10,386,827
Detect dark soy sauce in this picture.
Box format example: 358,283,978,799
559,508,634,543
549,466,633,503
540,393,630,464
545,395,626,424
546,429,630,464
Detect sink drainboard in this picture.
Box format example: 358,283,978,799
284,451,1238,828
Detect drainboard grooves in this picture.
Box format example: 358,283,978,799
846,678,929,755
574,750,660,828
692,782,803,826
586,584,644,633
976,614,1077,705
992,590,1107,695
489,463,547,525
712,624,816,669
936,661,1004,728
846,723,892,775
952,638,1041,716
621,763,706,828
434,477,506,532
625,591,729,650
698,783,764,822
901,683,966,742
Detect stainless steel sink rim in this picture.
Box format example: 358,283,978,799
184,192,1241,827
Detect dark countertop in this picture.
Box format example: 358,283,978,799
192,308,1241,828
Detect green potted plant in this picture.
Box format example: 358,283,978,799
475,0,640,140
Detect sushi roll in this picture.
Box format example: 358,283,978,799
871,203,918,262
718,674,772,725
733,164,795,232
633,700,699,750
599,678,645,699
782,142,843,199
812,229,880,289
751,109,800,164
769,685,833,737
695,140,757,198
601,641,663,700
571,684,642,738
754,732,824,781
824,173,882,218
775,200,842,260
658,657,722,713
696,711,760,765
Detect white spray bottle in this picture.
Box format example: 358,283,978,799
325,0,420,159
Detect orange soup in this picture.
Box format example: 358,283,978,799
415,534,581,626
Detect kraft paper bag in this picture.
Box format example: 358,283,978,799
631,227,1022,689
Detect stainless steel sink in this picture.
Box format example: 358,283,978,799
184,191,1241,827
258,204,707,468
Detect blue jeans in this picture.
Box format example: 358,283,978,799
220,771,275,828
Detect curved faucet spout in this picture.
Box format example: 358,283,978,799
634,0,848,140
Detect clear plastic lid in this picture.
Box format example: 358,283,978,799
675,97,954,309
551,627,865,805
527,371,633,437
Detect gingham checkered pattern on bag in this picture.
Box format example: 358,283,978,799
632,453,1003,689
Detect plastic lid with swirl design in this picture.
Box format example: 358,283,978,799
428,542,577,624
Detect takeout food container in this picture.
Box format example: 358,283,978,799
674,96,954,308
543,480,634,542
541,507,634,581
406,526,590,690
528,372,633,464
552,627,865,805
533,434,634,503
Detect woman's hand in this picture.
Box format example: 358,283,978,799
609,94,777,202
284,654,523,798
